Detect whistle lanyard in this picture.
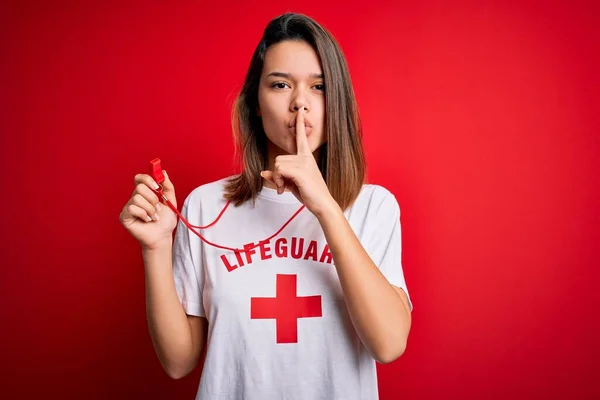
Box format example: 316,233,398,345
149,158,306,253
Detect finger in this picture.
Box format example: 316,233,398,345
295,108,311,155
261,170,284,194
133,171,176,207
273,162,289,194
133,183,163,209
126,203,154,223
273,174,286,193
260,170,276,185
158,170,177,206
265,164,286,194
134,173,160,192
132,193,161,221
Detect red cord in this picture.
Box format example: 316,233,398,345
154,186,306,253
148,158,304,253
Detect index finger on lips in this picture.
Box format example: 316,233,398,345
295,108,310,155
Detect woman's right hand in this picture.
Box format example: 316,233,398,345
119,170,179,250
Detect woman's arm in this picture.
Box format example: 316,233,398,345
143,241,208,378
315,204,412,364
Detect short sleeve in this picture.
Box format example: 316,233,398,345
172,195,206,317
363,191,413,311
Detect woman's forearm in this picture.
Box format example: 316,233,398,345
143,241,199,378
315,203,411,364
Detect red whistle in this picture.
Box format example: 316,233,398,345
150,158,165,184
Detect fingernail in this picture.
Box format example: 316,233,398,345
151,180,159,190
156,203,162,212
260,171,264,177
154,213,160,221
146,215,152,222
163,170,168,179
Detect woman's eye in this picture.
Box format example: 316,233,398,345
270,82,325,91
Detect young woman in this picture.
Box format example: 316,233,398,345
120,12,412,400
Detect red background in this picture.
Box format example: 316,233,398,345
1,1,599,399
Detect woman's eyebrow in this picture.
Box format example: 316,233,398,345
266,72,324,79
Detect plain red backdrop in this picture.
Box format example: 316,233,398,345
1,0,598,399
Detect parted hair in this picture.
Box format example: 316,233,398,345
224,13,367,211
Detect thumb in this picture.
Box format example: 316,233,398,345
261,171,280,188
260,170,274,183
160,170,177,205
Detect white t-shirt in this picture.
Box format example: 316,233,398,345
172,176,413,400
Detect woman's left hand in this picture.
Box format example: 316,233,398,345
261,108,336,217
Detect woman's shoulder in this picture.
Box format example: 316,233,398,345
358,183,397,205
352,183,400,216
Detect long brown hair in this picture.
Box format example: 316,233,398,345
224,13,367,211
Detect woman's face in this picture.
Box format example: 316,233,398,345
257,40,327,158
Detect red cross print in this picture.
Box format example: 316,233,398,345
250,274,323,343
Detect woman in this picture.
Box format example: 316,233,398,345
120,12,412,400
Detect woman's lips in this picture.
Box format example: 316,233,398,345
288,125,312,135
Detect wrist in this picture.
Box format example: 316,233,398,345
142,237,173,254
315,197,343,221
